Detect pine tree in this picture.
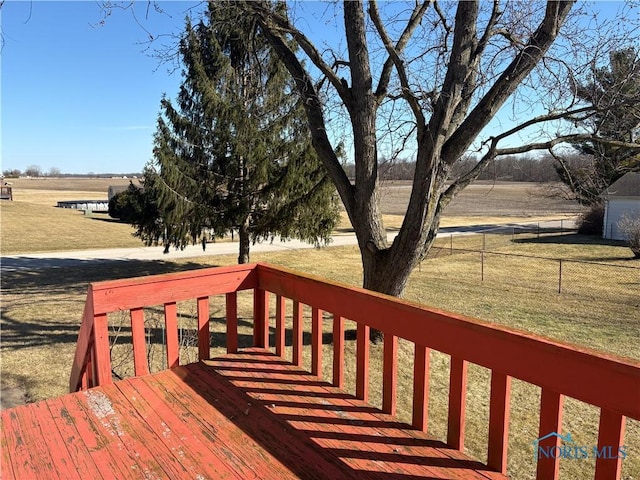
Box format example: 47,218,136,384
139,2,339,263
556,48,640,205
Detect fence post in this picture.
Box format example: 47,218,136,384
481,251,485,282
558,259,563,294
560,219,564,235
537,222,540,239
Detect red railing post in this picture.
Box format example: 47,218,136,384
382,334,398,415
535,389,564,480
311,307,323,377
164,302,179,368
197,297,210,360
594,409,626,480
70,289,97,392
226,292,238,354
93,313,112,386
292,301,303,367
412,344,430,431
253,289,269,348
487,371,511,474
332,315,345,388
275,295,286,358
82,350,93,390
130,308,150,376
447,357,468,450
356,323,370,401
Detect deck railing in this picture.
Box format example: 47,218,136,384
70,262,640,480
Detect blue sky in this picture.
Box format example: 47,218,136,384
1,1,635,175
2,1,200,174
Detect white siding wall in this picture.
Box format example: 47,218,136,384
603,198,640,240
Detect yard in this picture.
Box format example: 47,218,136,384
1,178,637,478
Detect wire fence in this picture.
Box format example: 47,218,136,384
433,218,578,252
423,220,640,307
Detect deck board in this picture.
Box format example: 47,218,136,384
1,349,509,479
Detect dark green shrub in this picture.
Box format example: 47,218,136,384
577,204,604,235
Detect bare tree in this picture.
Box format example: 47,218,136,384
618,214,640,259
47,166,62,177
24,165,42,177
241,2,640,321
102,1,640,339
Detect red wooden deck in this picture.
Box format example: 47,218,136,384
2,349,507,479
2,263,639,479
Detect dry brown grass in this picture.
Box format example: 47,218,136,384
1,201,142,253
2,178,579,254
1,178,143,254
379,180,583,217
8,177,137,194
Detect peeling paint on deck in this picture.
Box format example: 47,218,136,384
84,390,124,437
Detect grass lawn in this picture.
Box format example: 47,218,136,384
1,201,143,253
1,200,571,255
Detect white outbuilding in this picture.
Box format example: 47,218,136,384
601,172,640,240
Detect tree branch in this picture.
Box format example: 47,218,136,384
247,1,351,102
441,140,498,208
369,0,425,126
373,1,432,102
475,1,502,58
250,11,355,213
442,1,575,163
493,105,596,141
494,135,640,156
427,0,479,153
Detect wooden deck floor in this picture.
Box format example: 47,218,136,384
1,349,508,479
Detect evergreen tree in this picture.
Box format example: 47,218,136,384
140,2,339,263
556,48,640,205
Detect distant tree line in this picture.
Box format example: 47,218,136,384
342,153,591,183
2,165,53,178
2,166,141,179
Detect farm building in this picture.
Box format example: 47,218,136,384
56,200,109,213
601,172,640,240
108,184,129,200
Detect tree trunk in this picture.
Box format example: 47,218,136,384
359,194,444,342
238,222,250,264
361,245,418,343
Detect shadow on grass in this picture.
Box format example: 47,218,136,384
513,233,627,247
1,258,217,294
1,258,357,353
0,259,220,351
88,215,126,224
513,233,638,263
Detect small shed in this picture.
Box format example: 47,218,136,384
108,185,128,200
601,172,640,240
